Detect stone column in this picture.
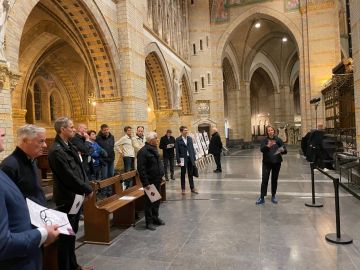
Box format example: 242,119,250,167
0,63,20,159
242,81,252,142
350,0,360,151
113,0,147,141
155,109,181,137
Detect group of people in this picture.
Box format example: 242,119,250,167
0,118,94,270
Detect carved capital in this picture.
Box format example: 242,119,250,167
12,108,27,119
0,62,21,91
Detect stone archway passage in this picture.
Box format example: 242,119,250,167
145,52,171,109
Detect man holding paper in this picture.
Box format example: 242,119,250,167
48,117,93,270
175,126,198,195
159,129,176,181
137,131,165,231
0,127,59,270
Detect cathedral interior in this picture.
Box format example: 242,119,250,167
1,0,360,269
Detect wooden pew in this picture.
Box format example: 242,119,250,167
83,171,166,244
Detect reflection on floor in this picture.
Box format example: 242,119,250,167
76,146,360,270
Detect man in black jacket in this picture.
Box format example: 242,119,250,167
0,124,47,205
96,124,115,196
159,129,175,181
208,127,223,173
175,126,198,195
48,117,93,270
137,131,165,231
96,124,115,179
70,123,94,180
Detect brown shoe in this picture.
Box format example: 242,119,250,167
191,189,199,194
181,190,186,195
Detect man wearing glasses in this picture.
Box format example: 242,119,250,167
0,127,59,270
48,117,93,270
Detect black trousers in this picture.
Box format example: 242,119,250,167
214,153,222,171
180,159,194,191
123,156,135,188
145,182,161,225
163,156,174,178
57,210,81,270
260,162,281,198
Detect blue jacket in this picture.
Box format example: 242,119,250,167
0,170,42,270
89,141,107,167
175,136,196,165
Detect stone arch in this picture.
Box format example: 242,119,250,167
145,42,173,108
216,7,302,60
222,44,240,90
243,32,291,81
178,67,192,115
249,54,279,93
5,0,120,98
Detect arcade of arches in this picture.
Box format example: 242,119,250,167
0,0,359,159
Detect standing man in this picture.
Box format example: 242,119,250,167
96,124,115,196
132,126,145,170
70,123,93,180
115,126,135,188
159,129,175,181
208,127,223,173
0,124,47,205
175,126,198,195
0,127,59,270
137,131,165,230
132,126,145,156
48,117,93,270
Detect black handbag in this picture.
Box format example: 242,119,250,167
193,165,199,178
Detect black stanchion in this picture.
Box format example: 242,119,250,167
305,162,323,207
325,177,353,245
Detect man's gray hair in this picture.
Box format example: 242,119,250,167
146,131,157,142
54,117,72,134
17,124,46,144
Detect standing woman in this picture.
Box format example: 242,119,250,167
256,125,287,205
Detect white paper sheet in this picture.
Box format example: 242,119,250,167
26,198,74,236
119,196,136,201
180,158,185,167
144,184,162,203
68,194,84,215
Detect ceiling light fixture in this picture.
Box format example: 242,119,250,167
255,22,261,28
282,37,288,42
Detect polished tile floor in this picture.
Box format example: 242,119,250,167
76,146,360,270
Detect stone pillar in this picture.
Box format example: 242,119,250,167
350,0,360,151
155,109,181,137
0,63,20,159
114,0,147,140
241,81,252,142
300,1,341,132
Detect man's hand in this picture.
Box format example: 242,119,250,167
145,185,151,190
44,225,59,246
84,132,90,141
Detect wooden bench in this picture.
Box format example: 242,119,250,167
83,170,166,244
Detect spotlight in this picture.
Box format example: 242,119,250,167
310,97,321,104
282,37,288,42
255,22,261,28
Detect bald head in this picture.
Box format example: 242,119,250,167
77,123,87,136
212,127,218,134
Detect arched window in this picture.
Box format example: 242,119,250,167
34,83,41,121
